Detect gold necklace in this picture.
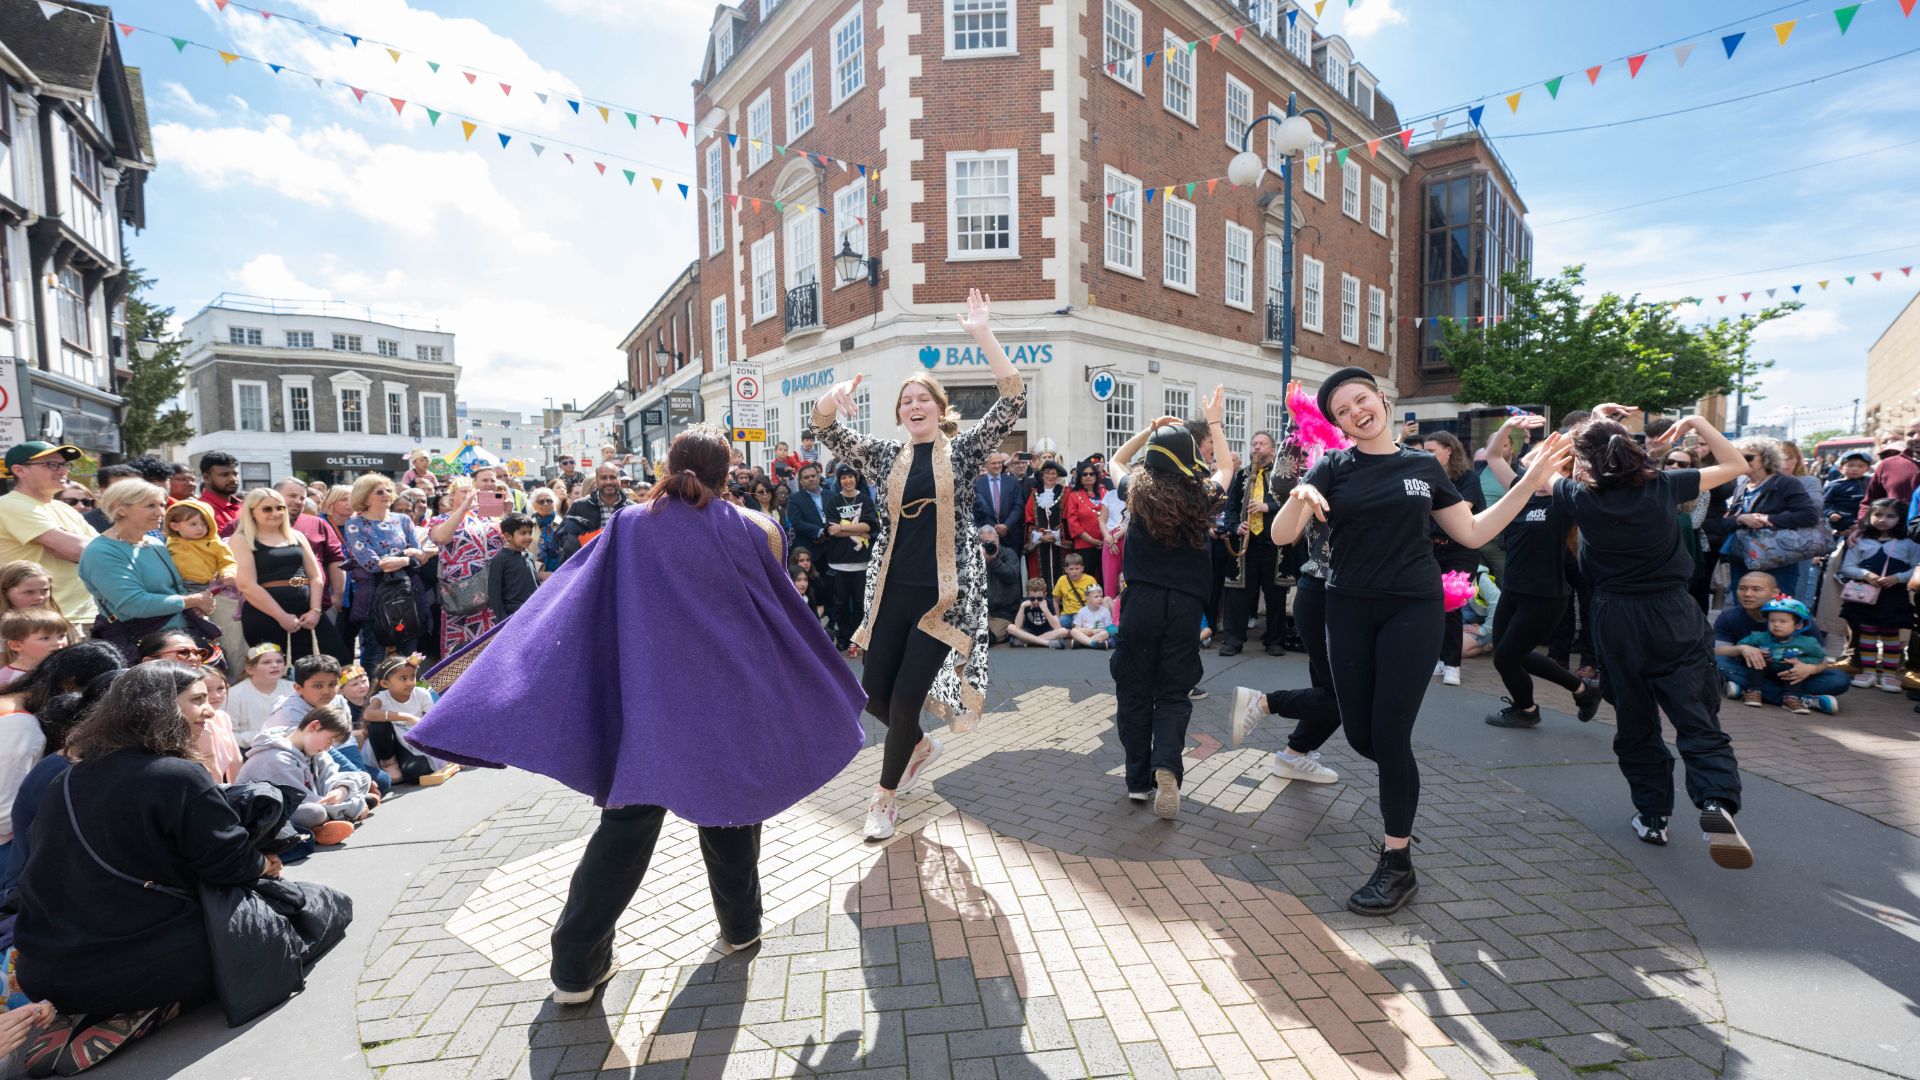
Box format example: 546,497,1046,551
899,498,937,519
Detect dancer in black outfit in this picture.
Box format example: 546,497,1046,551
1552,406,1754,868
1272,368,1571,916
1106,391,1231,818
1480,414,1603,727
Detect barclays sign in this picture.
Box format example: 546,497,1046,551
781,367,837,397
916,344,1053,369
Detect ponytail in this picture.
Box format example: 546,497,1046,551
642,425,731,510
646,468,714,510
1572,419,1657,491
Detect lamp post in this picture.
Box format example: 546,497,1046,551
1227,92,1331,421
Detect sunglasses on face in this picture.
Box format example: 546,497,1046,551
60,497,94,507
1743,454,1757,462
157,645,206,661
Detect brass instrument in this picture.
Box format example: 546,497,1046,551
1224,453,1276,585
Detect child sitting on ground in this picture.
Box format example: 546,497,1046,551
195,664,244,783
163,500,236,596
235,699,376,846
1069,585,1116,650
1052,554,1092,626
1733,595,1841,716
225,643,293,743
366,655,458,786
268,653,390,795
1008,578,1070,649
486,512,539,621
0,608,68,690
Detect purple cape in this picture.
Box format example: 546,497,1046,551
406,499,867,826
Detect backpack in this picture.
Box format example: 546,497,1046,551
372,570,418,646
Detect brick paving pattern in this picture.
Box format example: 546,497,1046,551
354,680,1732,1079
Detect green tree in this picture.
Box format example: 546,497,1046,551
1798,428,1852,456
1436,265,1798,424
119,261,194,456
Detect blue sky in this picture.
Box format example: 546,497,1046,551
105,0,1919,436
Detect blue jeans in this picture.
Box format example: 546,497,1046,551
330,744,391,796
1725,660,1851,704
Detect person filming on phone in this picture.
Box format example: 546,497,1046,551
428,467,516,654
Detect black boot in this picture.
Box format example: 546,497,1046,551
1346,840,1417,916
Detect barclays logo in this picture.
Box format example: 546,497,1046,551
781,368,836,396
917,344,1054,369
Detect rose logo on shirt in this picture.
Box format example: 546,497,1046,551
1524,508,1547,522
1403,478,1432,499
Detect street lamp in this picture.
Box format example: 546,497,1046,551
835,238,880,286
135,335,161,361
1226,92,1331,421
654,344,674,376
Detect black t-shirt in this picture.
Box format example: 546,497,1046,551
1551,469,1700,596
1500,488,1572,598
1303,447,1463,599
888,442,939,588
1428,469,1487,552
1116,474,1214,603
1712,605,1765,645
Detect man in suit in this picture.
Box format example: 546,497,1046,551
973,453,1023,544
788,461,830,554
1219,431,1291,658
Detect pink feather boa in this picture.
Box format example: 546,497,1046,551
1441,571,1477,612
1284,384,1351,468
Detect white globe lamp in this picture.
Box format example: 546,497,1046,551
1226,151,1264,187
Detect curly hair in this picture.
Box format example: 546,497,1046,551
1736,436,1785,477
1125,468,1220,551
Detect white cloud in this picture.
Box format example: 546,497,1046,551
1342,0,1406,40
1754,306,1844,345
536,0,716,29
160,81,217,122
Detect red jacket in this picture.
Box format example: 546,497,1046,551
201,488,243,538
1861,453,1919,521
1064,489,1104,550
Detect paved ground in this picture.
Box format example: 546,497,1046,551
103,641,1920,1079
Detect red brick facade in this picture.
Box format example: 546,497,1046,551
621,261,699,395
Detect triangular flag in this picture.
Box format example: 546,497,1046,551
751,139,763,152
500,83,513,96
626,112,638,128
1717,296,1727,304
817,205,828,215
1143,53,1155,69
1723,32,1744,58
536,92,548,104
678,183,690,198
1846,275,1856,285
1234,27,1244,42
1627,54,1648,77
1468,105,1485,127
425,108,440,125
1414,318,1423,328
170,37,188,52
215,0,229,9
568,100,581,113
1207,178,1219,195
462,72,477,84
750,198,762,213
1397,128,1413,149
1767,288,1776,297
218,51,240,65
1432,116,1450,138
1105,194,1115,209
1773,19,1796,45
428,61,440,73
1742,292,1751,301
1504,92,1521,113
1186,182,1196,197
564,152,575,164
312,76,324,89
36,0,60,16
624,170,636,185
1209,33,1220,51
774,200,785,212
1674,43,1696,67
388,97,406,114
857,163,867,177
1903,267,1914,276
727,133,738,148
775,145,785,156
460,121,476,141
1873,271,1883,281
386,48,400,62
594,162,606,175
1834,4,1860,33
1585,65,1602,85
651,177,663,192
726,194,738,208
1144,188,1156,204
1903,0,1917,16
349,86,366,101
1288,9,1298,26
1818,280,1829,289
346,34,359,47
677,121,689,137
1544,76,1563,99
1793,284,1802,293
1335,147,1350,166
498,133,511,148
531,143,544,156
597,106,610,122
1316,0,1327,13
1306,155,1319,174
1366,138,1380,156
259,10,273,20
117,22,133,36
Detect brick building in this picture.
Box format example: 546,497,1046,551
619,261,705,464
642,0,1529,462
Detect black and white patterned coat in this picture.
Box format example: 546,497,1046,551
811,374,1027,731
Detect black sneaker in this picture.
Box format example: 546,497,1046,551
1574,678,1603,723
1700,800,1753,869
1218,643,1242,657
1631,812,1669,846
1346,839,1418,916
1484,700,1540,728
1265,643,1286,657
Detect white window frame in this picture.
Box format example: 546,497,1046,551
1103,379,1139,459
831,7,866,109
705,142,726,255
833,179,868,291
1102,0,1142,92
948,150,1019,261
1367,285,1386,352
228,326,262,346
786,211,820,291
1223,393,1250,458
1264,101,1287,172
281,375,314,434
1162,384,1193,421
1300,256,1325,334
765,404,782,451
850,386,872,435
747,91,773,173
1339,273,1360,344
1224,74,1252,152
1303,140,1326,200
385,381,410,436
420,393,447,439
786,52,815,140
1161,195,1195,293
1161,30,1194,123
1264,236,1284,312
1286,13,1312,63
285,330,314,349
336,381,368,435
948,0,1015,57
1224,221,1253,311
1325,52,1347,96
710,296,731,367
761,0,782,17
331,332,362,352
1265,398,1286,440
714,20,734,72
234,379,269,433
416,344,444,363
1341,158,1362,221
376,337,401,358
1102,166,1142,277
1368,176,1387,235
751,234,778,322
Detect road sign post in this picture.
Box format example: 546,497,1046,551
729,361,766,464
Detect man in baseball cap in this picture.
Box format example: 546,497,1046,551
0,441,97,629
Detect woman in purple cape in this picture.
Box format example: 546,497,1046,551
405,425,867,1004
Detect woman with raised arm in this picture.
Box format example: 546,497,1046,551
811,289,1027,842
1552,406,1754,869
1270,367,1571,917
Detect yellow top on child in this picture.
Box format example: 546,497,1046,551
164,500,235,586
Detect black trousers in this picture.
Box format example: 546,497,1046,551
829,567,868,649
1436,548,1480,667
861,584,945,790
1548,556,1594,670
1325,591,1441,838
1265,577,1341,754
1589,592,1742,818
1207,540,1231,634
1112,583,1204,793
551,804,761,991
1491,591,1583,710
364,721,438,782
1223,538,1288,648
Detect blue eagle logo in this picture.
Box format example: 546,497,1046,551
917,346,942,369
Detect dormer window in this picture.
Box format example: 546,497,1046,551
1353,75,1375,119
714,21,734,71
1324,52,1347,96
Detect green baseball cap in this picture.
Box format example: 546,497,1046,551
3,441,82,474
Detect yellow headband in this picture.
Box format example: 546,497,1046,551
1144,443,1202,478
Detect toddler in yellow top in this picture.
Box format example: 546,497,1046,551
164,500,236,592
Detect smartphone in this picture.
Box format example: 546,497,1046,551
475,490,509,518
1404,411,1417,422
1017,451,1035,461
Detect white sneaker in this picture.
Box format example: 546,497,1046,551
1442,666,1462,686
863,793,898,841
1725,680,1742,700
898,735,943,792
1433,661,1445,680
1878,672,1904,693
1851,671,1876,688
552,955,621,1004
1270,749,1338,784
1153,768,1180,819
1231,686,1264,746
